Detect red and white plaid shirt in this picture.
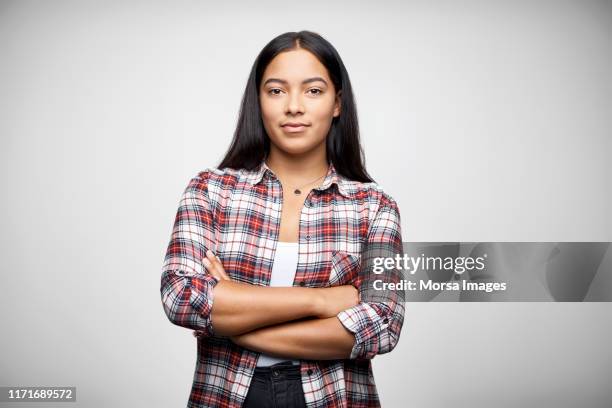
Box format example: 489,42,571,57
161,159,405,408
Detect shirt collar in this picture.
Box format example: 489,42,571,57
245,159,350,198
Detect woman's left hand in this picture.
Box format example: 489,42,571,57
202,249,231,281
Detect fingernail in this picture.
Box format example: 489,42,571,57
206,249,213,257
202,258,211,268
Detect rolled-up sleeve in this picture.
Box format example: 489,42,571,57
337,197,405,360
160,173,219,337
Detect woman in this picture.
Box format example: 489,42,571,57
161,30,405,408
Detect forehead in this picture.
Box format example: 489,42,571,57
262,49,331,83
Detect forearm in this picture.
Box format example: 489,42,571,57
233,316,355,360
210,280,322,336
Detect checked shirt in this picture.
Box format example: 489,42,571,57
161,159,405,408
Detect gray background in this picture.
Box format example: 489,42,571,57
1,0,610,407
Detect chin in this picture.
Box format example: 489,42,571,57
279,144,315,156
272,136,319,154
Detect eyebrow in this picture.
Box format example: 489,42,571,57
262,77,328,87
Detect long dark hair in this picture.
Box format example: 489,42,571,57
217,30,374,183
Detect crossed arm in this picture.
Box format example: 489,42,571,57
161,176,404,362
201,250,358,360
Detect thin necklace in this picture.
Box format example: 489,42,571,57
291,172,327,195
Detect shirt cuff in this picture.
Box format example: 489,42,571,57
186,273,219,336
336,302,392,360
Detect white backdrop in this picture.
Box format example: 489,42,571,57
1,0,610,407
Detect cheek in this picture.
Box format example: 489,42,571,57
311,98,335,120
259,101,273,122
310,104,335,131
260,108,281,138
259,96,281,120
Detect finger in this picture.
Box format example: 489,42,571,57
215,267,230,281
206,249,217,261
202,257,220,280
205,250,221,271
215,258,231,281
206,250,230,281
204,257,227,281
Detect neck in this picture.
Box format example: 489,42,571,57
265,145,329,187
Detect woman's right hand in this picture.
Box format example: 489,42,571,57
315,285,360,318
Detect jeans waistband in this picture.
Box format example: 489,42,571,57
253,361,302,380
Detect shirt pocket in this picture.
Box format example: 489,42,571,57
328,250,362,288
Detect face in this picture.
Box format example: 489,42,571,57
259,48,341,157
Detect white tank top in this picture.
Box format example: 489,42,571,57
256,241,301,367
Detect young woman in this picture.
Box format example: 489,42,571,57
161,31,405,408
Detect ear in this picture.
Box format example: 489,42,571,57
333,90,342,117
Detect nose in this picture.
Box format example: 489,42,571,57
286,91,304,115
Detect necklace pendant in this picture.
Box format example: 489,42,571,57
294,189,301,195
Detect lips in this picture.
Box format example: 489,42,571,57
281,122,310,133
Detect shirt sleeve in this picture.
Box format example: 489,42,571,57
336,196,405,360
160,173,220,337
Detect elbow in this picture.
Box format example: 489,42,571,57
380,310,404,355
366,328,401,360
356,331,400,360
381,302,405,355
384,322,402,354
160,287,187,327
338,301,405,360
356,313,404,360
160,271,215,336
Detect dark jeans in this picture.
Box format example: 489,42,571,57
243,361,307,408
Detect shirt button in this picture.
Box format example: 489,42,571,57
299,281,306,287
305,235,311,240
273,370,279,377
307,369,313,375
383,318,389,324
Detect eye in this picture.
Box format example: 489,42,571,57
268,88,283,96
307,88,323,96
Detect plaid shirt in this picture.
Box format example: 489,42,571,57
161,159,405,408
